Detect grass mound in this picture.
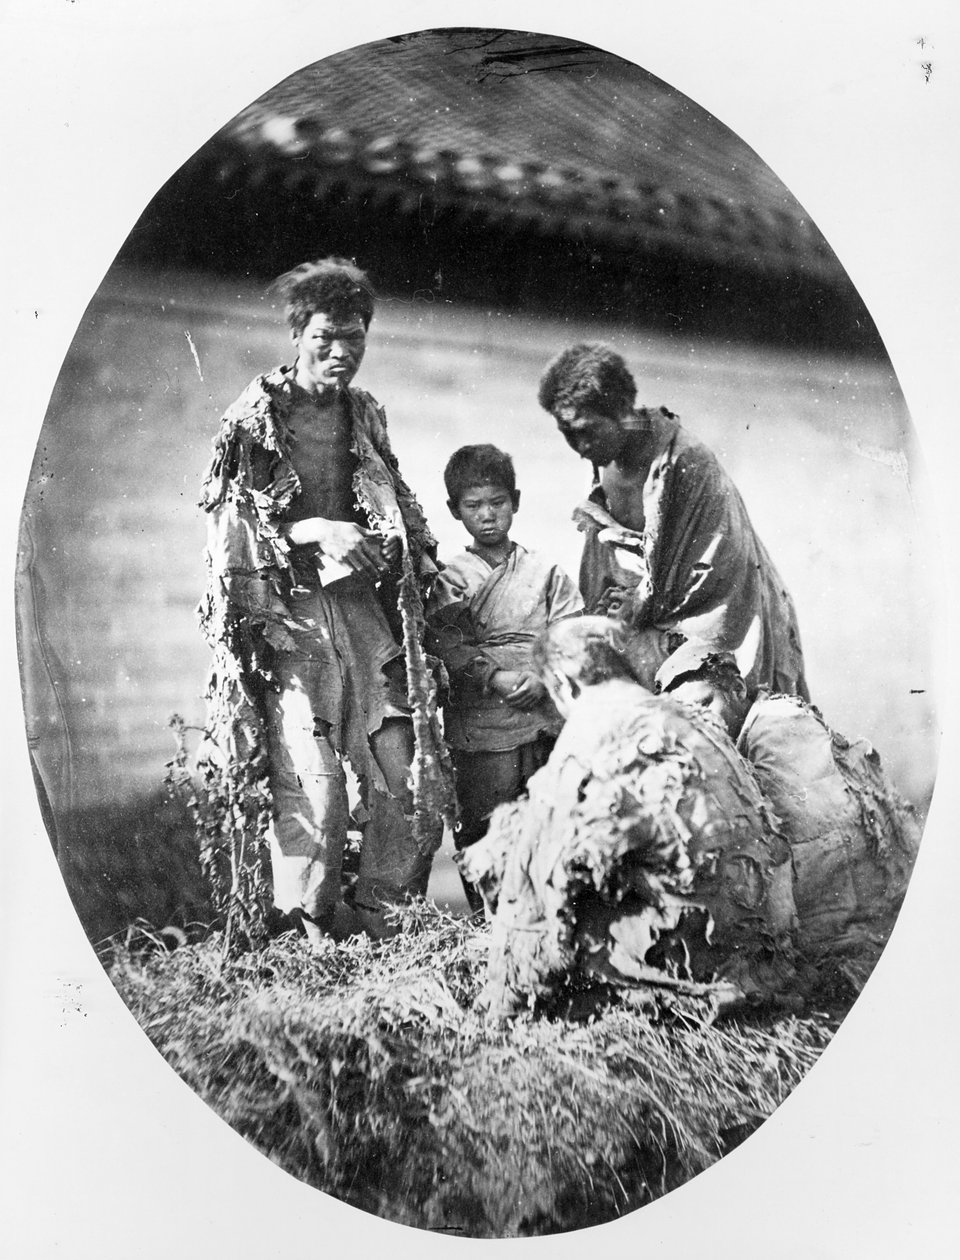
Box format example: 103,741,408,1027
107,902,838,1237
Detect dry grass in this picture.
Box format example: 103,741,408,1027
107,901,839,1237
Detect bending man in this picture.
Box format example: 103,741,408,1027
538,343,808,697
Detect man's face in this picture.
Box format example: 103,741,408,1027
293,311,367,397
450,483,518,549
669,677,743,737
554,405,625,466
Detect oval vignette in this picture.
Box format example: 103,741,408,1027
15,26,938,1239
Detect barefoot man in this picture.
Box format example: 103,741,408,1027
198,258,450,945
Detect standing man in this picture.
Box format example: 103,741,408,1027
198,258,451,946
538,343,808,698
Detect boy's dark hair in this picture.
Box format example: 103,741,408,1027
272,257,376,336
444,444,517,504
537,342,637,421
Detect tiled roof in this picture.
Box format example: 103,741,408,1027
202,28,842,284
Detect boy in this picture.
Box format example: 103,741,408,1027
428,445,582,909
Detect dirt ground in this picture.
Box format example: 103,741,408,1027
21,265,938,915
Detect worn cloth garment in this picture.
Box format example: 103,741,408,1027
450,736,556,850
576,408,808,698
460,680,798,1019
449,735,556,913
428,543,582,910
736,693,920,984
198,366,452,939
428,543,583,752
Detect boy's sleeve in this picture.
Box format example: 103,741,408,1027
545,564,585,624
426,570,501,692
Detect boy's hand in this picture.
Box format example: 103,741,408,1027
502,671,547,710
489,670,523,699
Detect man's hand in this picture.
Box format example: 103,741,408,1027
284,517,386,581
594,584,630,617
491,670,546,710
379,533,403,568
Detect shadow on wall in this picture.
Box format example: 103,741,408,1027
59,791,213,949
57,786,470,947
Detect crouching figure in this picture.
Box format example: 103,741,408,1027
459,617,799,1020
658,642,921,990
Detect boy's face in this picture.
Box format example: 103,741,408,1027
449,483,519,549
293,311,367,396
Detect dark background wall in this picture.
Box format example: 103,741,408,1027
14,28,939,940
22,265,935,824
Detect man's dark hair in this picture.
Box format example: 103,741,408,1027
272,257,376,335
661,650,746,697
444,444,517,504
537,343,638,421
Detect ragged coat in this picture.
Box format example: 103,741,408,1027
460,679,799,1018
576,408,808,698
196,367,453,943
737,692,920,981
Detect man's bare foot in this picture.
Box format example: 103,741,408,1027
298,902,366,947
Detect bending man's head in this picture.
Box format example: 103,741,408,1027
538,343,637,420
658,642,753,738
533,616,646,718
537,343,637,465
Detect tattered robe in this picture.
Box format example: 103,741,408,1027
460,679,798,1018
197,366,453,938
737,693,920,982
576,408,808,698
428,543,583,752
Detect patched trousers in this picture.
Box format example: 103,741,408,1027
263,580,433,933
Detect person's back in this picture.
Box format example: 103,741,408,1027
659,643,921,987
738,692,920,973
461,621,799,1019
